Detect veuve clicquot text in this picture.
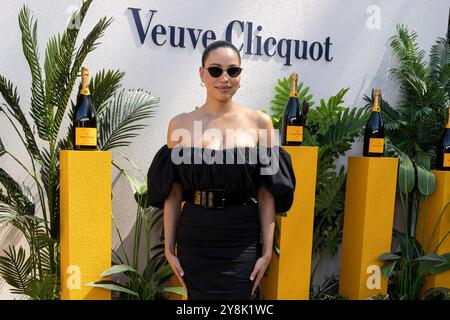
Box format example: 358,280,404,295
437,108,450,170
73,67,97,150
281,73,305,146
363,89,385,157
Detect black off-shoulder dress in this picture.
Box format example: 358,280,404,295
147,144,296,300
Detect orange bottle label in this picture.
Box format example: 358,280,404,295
444,154,450,167
75,128,97,146
79,88,91,95
368,138,384,153
287,126,303,142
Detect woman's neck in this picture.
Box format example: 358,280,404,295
201,96,235,117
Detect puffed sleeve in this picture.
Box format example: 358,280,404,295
147,145,180,208
257,145,296,215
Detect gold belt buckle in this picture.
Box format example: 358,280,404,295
194,189,226,209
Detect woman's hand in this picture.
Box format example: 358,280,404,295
250,255,272,297
165,250,187,290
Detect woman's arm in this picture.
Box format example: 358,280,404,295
256,185,275,260
249,111,277,296
164,116,186,288
256,110,276,259
163,182,183,255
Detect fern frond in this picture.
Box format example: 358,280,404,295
90,69,125,114
44,0,94,142
0,246,31,296
0,77,42,163
428,37,450,83
51,16,113,140
18,6,49,141
0,168,35,216
98,89,159,151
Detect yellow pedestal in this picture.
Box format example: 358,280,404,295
339,156,398,300
168,239,188,300
261,146,318,300
168,274,187,300
416,170,450,294
60,150,112,300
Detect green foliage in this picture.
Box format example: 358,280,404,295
264,74,314,129
265,77,369,291
0,2,158,299
374,25,450,300
310,275,348,300
98,89,159,150
364,25,449,168
89,161,185,300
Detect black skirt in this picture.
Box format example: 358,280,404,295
146,144,296,300
176,201,262,300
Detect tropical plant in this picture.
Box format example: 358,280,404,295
265,76,369,292
369,24,450,300
377,147,449,299
87,155,186,299
310,275,348,300
364,25,449,168
0,1,159,299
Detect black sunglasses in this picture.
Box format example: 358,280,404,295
206,66,243,78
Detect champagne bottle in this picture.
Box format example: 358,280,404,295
437,108,450,170
73,67,97,150
281,73,305,146
363,89,385,157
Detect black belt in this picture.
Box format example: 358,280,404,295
186,188,255,210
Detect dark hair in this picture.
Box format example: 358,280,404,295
201,40,241,67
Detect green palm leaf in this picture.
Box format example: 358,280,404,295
390,24,428,99
90,69,125,114
363,94,404,132
428,37,450,83
0,204,19,226
60,69,125,150
0,136,5,157
45,0,94,142
18,6,49,141
0,77,42,163
0,246,32,296
39,148,59,238
0,168,35,216
51,16,113,141
26,273,59,300
98,89,159,151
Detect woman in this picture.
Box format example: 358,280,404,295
147,40,296,300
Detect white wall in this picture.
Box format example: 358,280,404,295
0,0,448,299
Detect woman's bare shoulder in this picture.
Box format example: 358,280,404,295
239,105,273,129
168,109,198,128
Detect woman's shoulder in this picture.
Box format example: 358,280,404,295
168,110,194,127
239,105,273,129
167,109,198,148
